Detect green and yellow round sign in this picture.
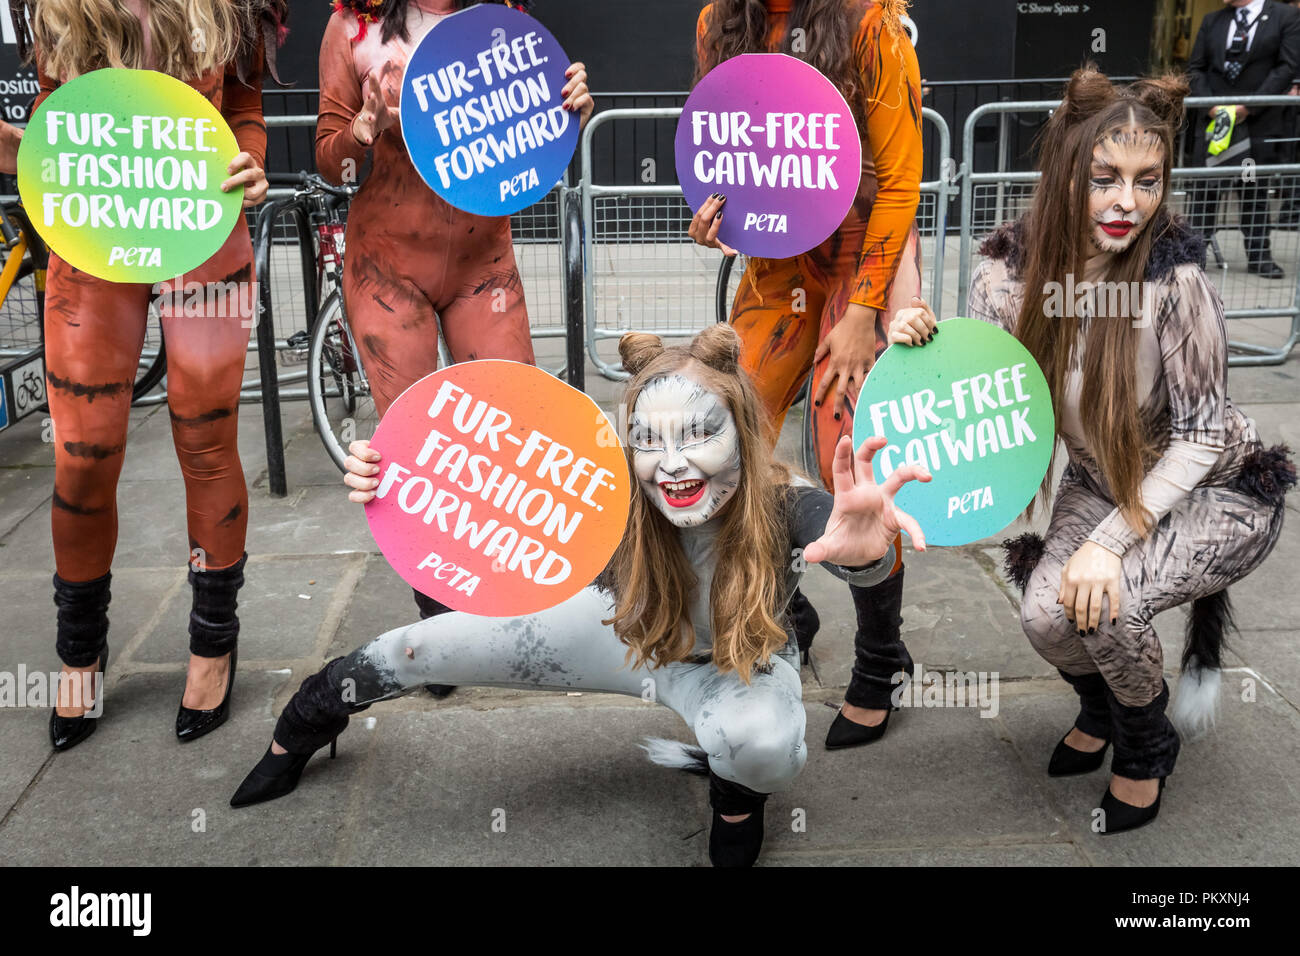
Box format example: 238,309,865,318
17,68,244,283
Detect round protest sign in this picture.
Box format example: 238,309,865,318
852,318,1055,547
16,69,244,283
674,53,861,258
366,361,630,616
400,4,578,216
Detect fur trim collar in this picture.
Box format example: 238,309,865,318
979,212,1206,281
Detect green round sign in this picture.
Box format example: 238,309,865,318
852,317,1055,546
16,69,244,283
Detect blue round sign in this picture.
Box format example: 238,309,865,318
399,4,577,216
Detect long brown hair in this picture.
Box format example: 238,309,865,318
605,325,792,682
694,0,911,136
1015,65,1190,530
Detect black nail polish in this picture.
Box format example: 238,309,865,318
834,413,841,420
1087,627,1095,635
1078,628,1086,637
1111,618,1117,625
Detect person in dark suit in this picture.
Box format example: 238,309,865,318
1188,0,1300,277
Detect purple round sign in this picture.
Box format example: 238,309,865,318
675,54,862,259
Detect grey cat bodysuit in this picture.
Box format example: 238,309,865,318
273,480,895,795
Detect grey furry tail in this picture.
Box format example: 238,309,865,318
1170,590,1234,741
639,737,710,776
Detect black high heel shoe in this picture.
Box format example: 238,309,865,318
49,645,109,752
176,647,237,742
1048,732,1110,776
1098,777,1166,835
230,732,340,808
825,706,893,749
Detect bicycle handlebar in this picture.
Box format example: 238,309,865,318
266,170,358,200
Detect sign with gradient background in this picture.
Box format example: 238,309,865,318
401,4,578,216
675,53,861,258
366,361,630,616
17,69,243,283
853,318,1055,546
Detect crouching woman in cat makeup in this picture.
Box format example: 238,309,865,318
890,67,1294,835
230,324,931,866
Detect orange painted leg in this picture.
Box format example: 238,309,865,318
438,238,535,365
157,220,256,571
43,257,151,582
730,258,827,448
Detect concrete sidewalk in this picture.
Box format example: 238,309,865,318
1,336,1297,866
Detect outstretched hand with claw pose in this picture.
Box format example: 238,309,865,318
802,435,931,568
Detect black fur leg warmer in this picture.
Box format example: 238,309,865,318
189,553,247,658
843,570,913,710
273,656,361,755
708,770,770,815
1106,680,1180,780
1057,668,1112,741
53,572,112,668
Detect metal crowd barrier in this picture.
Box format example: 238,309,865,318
578,106,956,380
954,95,1300,367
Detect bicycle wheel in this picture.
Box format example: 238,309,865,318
133,320,167,402
308,290,377,471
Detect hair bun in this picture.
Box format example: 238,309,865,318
688,323,741,373
1058,63,1117,121
619,332,665,376
1127,73,1190,130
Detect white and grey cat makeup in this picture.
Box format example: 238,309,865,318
628,370,742,528
1086,127,1165,253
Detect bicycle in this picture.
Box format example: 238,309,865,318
275,172,450,471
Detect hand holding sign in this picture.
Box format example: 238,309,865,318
803,434,931,566
852,317,1055,547
365,361,629,616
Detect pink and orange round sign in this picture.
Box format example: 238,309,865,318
365,361,630,616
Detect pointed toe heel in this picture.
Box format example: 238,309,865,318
1098,778,1166,835
49,646,109,753
230,732,341,809
176,648,238,742
824,708,892,750
1047,734,1110,777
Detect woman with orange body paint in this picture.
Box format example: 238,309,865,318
9,0,288,751
690,0,923,748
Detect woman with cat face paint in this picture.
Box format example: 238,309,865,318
230,324,932,867
687,0,924,750
891,68,1293,834
318,1,593,689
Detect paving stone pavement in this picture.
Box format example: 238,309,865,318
1,341,1297,866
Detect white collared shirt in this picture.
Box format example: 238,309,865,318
1227,0,1267,51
